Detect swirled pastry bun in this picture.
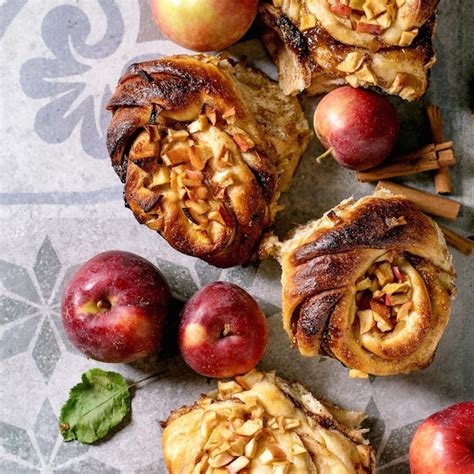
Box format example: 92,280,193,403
162,370,375,473
260,2,437,100
107,55,311,268
275,191,456,376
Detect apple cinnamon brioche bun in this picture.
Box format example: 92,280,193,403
260,1,437,100
162,370,375,473
107,55,311,268
277,192,456,376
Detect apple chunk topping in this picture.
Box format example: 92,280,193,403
327,0,416,43
193,373,312,471
164,370,375,473
355,254,413,335
218,381,244,400
127,113,245,243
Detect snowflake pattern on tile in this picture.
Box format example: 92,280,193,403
32,319,61,381
0,422,40,466
0,237,75,369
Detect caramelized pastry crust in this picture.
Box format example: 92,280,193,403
107,55,310,267
260,2,436,100
277,192,456,376
162,370,375,473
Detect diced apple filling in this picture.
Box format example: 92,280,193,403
328,0,408,39
128,106,255,242
191,379,309,473
355,255,413,335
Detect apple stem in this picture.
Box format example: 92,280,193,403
315,147,334,163
96,299,111,311
221,323,231,337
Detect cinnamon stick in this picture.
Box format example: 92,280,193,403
376,181,461,221
426,105,452,194
439,225,474,256
357,142,455,182
390,141,453,164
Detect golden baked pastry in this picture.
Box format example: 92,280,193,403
260,2,436,100
300,0,439,50
162,370,375,473
273,191,456,376
107,55,311,268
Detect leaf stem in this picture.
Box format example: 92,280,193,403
128,370,169,390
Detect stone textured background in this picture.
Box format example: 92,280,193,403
0,0,473,473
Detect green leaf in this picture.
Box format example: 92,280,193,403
59,368,131,444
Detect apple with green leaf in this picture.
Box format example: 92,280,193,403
61,251,171,363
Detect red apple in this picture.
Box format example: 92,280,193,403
314,86,399,170
61,251,171,363
150,0,258,52
409,402,474,474
178,282,268,377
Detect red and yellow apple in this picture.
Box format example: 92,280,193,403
178,282,268,377
409,402,474,474
150,0,258,52
314,86,399,170
61,251,171,363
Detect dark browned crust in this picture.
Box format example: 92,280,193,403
293,289,344,356
259,4,313,89
409,0,440,28
292,198,431,265
291,250,374,298
275,377,366,444
259,5,309,61
109,60,232,111
106,55,285,268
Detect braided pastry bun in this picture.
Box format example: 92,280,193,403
107,55,311,268
303,0,439,51
274,191,456,376
162,370,375,473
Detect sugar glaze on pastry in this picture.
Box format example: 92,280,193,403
162,370,375,473
271,191,456,376
107,55,311,268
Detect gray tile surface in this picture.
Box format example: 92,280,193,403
0,422,40,466
32,319,61,381
1,316,41,360
33,399,59,465
0,0,473,473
